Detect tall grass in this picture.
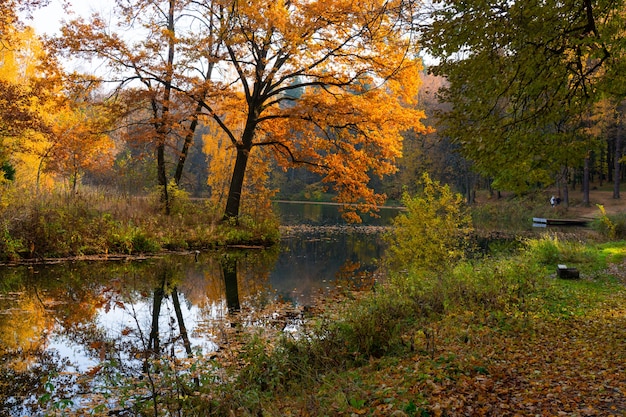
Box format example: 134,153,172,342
0,185,279,261
593,204,626,239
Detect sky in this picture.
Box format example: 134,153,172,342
27,0,113,36
25,1,437,69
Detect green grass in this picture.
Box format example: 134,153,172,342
201,237,626,416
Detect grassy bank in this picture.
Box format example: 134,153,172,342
198,236,626,416
0,187,280,262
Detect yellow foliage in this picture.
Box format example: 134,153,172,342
385,173,474,272
44,103,116,187
203,120,277,218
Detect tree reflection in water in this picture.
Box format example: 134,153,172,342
0,227,385,415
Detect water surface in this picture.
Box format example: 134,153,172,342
0,217,390,415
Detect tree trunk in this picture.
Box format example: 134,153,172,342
583,155,590,206
155,0,176,214
560,166,569,207
174,104,202,186
157,142,170,215
465,172,473,204
614,130,622,199
223,146,250,220
608,138,614,183
599,149,604,186
72,171,78,194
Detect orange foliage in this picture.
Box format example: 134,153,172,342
44,102,116,190
203,0,429,220
55,0,428,219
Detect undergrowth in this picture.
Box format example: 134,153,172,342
0,186,280,262
157,234,625,417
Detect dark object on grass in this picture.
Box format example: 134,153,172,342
557,264,580,279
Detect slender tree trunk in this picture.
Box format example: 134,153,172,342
174,56,215,186
223,146,250,220
583,155,591,207
465,172,473,204
560,166,569,207
174,106,201,186
155,0,176,214
157,143,170,214
608,138,614,183
614,131,622,199
72,172,78,194
599,149,604,186
71,156,79,194
36,145,55,194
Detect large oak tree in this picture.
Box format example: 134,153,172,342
200,0,427,221
57,0,428,221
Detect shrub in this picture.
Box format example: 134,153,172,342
593,204,626,239
0,224,24,262
524,234,598,266
384,173,473,273
335,292,415,359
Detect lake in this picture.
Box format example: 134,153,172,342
0,202,400,415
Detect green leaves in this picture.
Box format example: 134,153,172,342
422,0,626,191
385,173,473,272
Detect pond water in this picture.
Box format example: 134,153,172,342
0,202,399,415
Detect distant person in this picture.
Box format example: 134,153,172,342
550,195,556,207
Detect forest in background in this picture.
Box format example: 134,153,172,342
0,0,624,221
3,0,626,228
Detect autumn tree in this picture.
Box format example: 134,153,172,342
0,25,59,186
55,0,225,214
194,0,427,222
41,99,116,192
420,0,626,199
0,81,41,182
0,0,48,34
56,0,427,222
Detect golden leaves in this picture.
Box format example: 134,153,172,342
44,102,116,183
52,0,427,219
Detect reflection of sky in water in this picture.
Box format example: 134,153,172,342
45,294,221,375
48,329,99,371
0,220,388,415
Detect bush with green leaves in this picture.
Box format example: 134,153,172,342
385,173,473,272
593,204,626,240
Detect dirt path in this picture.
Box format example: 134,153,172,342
561,190,625,218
